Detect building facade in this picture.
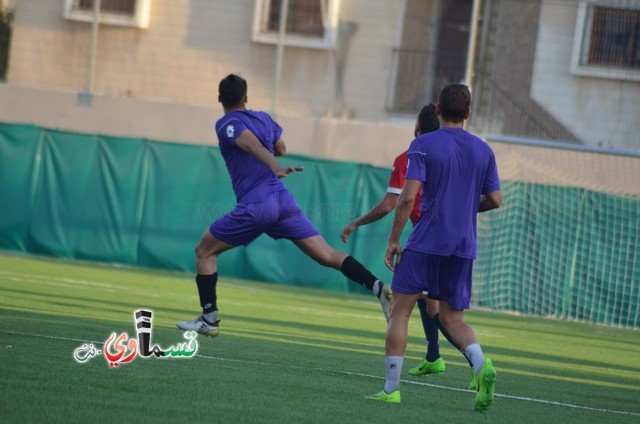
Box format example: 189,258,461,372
0,0,638,163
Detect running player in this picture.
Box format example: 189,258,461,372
177,74,391,337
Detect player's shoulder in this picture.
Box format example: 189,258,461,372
244,109,276,124
413,129,443,145
467,133,495,153
408,131,438,153
393,150,409,164
216,113,240,130
215,111,250,136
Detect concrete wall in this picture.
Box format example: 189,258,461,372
0,84,413,168
532,1,640,150
8,0,407,122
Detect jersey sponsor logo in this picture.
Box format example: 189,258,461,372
226,125,235,138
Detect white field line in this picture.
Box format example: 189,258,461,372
1,330,639,418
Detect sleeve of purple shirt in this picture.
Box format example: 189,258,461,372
269,115,284,145
482,151,501,194
217,118,248,145
405,141,427,182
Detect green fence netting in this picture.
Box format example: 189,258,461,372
1,123,638,328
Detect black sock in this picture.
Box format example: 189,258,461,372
438,317,473,367
196,273,218,314
340,256,380,292
418,302,441,362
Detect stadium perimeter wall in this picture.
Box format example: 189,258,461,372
0,85,413,169
0,123,638,329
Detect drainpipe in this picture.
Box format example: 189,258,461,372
272,0,289,117
465,0,481,90
79,0,100,105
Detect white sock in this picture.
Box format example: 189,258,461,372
464,343,485,374
384,356,404,393
203,311,218,323
372,280,382,297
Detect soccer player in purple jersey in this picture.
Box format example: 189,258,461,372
340,104,450,376
176,74,391,337
366,84,502,412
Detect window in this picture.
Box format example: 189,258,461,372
252,0,341,49
571,1,640,81
63,0,151,28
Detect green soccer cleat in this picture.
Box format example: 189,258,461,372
474,358,497,412
407,357,446,376
468,366,477,390
365,390,401,404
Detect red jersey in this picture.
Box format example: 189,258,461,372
387,151,422,226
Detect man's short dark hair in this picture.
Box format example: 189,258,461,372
219,74,247,109
438,84,471,123
417,103,440,134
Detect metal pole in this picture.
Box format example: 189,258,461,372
464,0,481,91
87,0,101,94
272,0,289,116
425,0,441,103
471,0,492,121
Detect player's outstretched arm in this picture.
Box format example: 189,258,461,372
235,130,303,178
385,179,420,271
478,190,502,212
341,193,399,243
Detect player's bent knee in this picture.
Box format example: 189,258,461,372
195,243,211,260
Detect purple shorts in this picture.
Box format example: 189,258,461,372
391,249,474,310
210,190,319,246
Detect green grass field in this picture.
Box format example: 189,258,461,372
1,253,639,423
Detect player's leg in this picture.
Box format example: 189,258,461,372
437,256,496,411
194,228,236,317
438,301,478,355
268,191,388,297
291,235,392,320
439,300,496,411
408,296,446,375
264,193,391,320
366,292,420,403
178,202,263,337
424,296,475,386
367,249,427,403
176,228,235,336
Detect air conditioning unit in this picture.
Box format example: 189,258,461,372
63,0,151,29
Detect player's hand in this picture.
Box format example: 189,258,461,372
340,223,357,243
276,166,304,178
384,242,402,271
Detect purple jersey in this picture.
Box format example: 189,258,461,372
404,128,500,258
215,110,286,203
